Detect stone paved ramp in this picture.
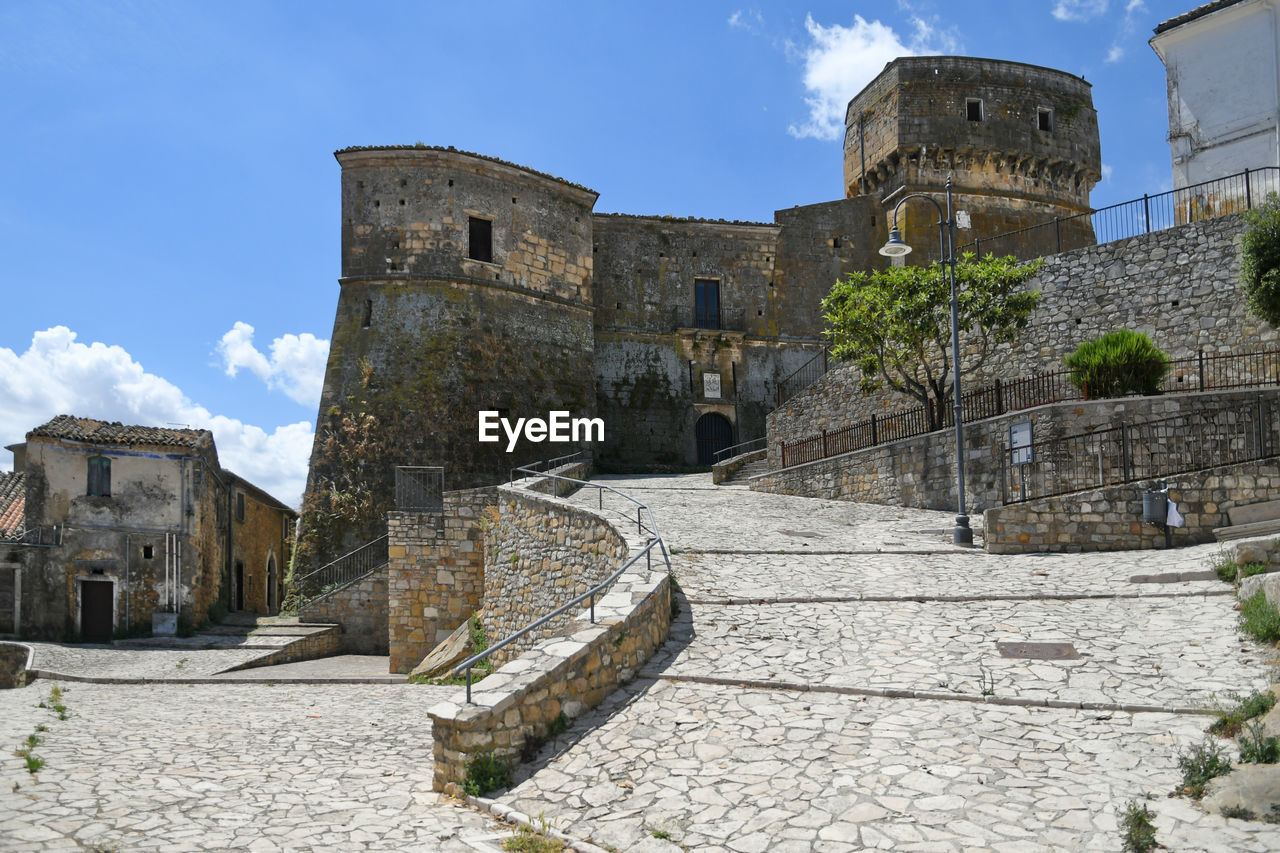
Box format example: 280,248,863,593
496,474,1280,852
0,681,511,851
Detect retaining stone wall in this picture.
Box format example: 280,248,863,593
298,566,388,654
222,626,343,672
428,543,670,794
712,449,766,485
753,389,1280,516
387,487,495,674
767,214,1266,469
483,480,626,666
985,459,1280,553
0,643,30,689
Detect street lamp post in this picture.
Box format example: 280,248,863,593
879,175,973,546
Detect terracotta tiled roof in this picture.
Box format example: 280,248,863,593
0,471,24,542
28,415,211,449
1154,0,1247,34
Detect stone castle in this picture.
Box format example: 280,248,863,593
301,56,1102,561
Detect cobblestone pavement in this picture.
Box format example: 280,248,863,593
492,474,1280,852
23,643,267,680
0,682,512,852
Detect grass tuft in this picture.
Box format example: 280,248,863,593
1208,690,1276,737
1240,591,1280,644
462,752,511,798
1238,718,1280,764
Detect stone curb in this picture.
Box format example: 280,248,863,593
638,672,1218,716
671,547,988,556
686,589,1235,606
26,670,408,685
466,793,613,853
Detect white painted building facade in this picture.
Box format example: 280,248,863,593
1151,0,1280,191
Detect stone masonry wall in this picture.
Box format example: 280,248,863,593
427,476,670,793
298,566,388,655
985,458,1280,554
483,482,627,666
386,487,495,674
754,389,1280,516
767,214,1266,470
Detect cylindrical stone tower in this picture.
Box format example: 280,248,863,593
301,146,598,561
844,57,1102,260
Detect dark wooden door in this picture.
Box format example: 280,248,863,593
80,581,113,643
233,561,245,611
696,413,735,466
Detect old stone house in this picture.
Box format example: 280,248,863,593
3,415,295,641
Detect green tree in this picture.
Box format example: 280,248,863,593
821,253,1042,429
1240,194,1280,327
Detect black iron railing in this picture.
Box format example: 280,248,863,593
1001,398,1275,504
294,533,388,601
779,349,1280,469
774,348,830,409
713,437,767,463
959,167,1280,260
395,466,444,512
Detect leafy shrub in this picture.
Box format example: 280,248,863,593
1120,800,1159,852
1241,562,1271,580
463,752,511,797
1064,330,1171,398
1240,590,1280,644
1209,690,1277,737
1176,738,1233,799
1240,194,1280,327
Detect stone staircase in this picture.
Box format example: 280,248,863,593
726,458,770,482
115,613,341,669
1214,499,1280,541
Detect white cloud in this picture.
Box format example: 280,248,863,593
728,9,764,32
1101,163,1114,183
1106,45,1124,63
788,14,947,141
1052,0,1109,22
1106,0,1146,63
0,326,312,507
217,321,328,407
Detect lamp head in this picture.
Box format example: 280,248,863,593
879,227,912,257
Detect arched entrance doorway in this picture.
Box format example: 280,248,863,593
695,412,734,466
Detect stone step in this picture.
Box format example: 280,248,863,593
1228,499,1280,527
730,461,770,482
1214,518,1280,542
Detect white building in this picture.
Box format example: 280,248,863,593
1151,0,1280,198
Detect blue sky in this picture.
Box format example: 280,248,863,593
0,0,1199,505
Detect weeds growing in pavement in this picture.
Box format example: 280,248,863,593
1207,690,1276,737
1213,551,1240,583
1120,800,1159,852
1240,591,1280,644
462,752,511,797
1238,719,1280,764
1176,738,1233,799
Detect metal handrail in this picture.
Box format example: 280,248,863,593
713,437,766,463
452,537,666,703
293,533,389,597
509,451,588,485
453,464,671,703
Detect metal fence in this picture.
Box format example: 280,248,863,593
779,349,1280,469
774,348,830,409
395,466,444,512
1000,399,1276,504
959,167,1280,260
293,533,389,600
713,436,766,463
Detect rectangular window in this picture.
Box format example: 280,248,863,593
966,98,983,122
87,455,111,497
235,492,245,523
695,279,721,330
468,217,493,263
1038,108,1053,132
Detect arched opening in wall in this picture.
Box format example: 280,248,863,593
695,413,735,466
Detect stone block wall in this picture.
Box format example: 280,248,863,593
0,642,31,689
298,565,388,654
427,564,671,794
754,389,1280,516
767,214,1266,470
386,487,495,674
984,459,1280,553
483,483,627,665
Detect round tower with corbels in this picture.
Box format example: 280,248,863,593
844,57,1102,260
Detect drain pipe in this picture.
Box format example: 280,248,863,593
125,533,131,629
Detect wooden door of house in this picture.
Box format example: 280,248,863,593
80,580,113,643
